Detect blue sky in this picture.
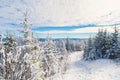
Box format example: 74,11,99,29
32,24,97,31
0,0,120,38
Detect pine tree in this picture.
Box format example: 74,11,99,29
83,36,96,60
94,29,103,58
43,35,59,79
100,29,110,58
3,35,17,79
21,11,32,45
60,40,68,73
66,37,72,52
107,26,120,59
94,29,110,58
84,27,120,60
21,11,44,80
83,29,112,60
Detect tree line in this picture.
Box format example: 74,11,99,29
83,27,120,60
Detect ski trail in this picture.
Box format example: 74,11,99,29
63,51,91,80
53,51,120,80
63,51,120,80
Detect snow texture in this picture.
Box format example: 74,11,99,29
52,51,120,80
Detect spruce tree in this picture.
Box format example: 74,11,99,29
42,35,58,80
22,11,44,80
108,26,120,59
83,36,96,60
3,35,17,79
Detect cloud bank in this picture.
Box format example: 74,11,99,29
0,0,120,38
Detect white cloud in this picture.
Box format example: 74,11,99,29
34,26,119,38
0,0,120,27
35,26,117,34
73,26,115,33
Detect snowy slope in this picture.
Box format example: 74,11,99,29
53,51,120,80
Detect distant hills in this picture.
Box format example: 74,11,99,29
38,38,88,41
2,38,88,42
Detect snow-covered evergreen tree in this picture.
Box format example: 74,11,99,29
66,37,72,52
55,40,68,73
59,40,68,74
107,27,120,59
43,35,58,79
22,11,32,45
2,35,18,79
83,27,120,60
83,36,96,60
21,11,44,80
93,29,110,58
42,37,69,80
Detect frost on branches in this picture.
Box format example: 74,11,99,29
0,11,68,80
83,27,120,60
0,11,43,79
42,35,68,80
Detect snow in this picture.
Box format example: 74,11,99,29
53,51,120,80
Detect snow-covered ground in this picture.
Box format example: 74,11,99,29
53,51,120,80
